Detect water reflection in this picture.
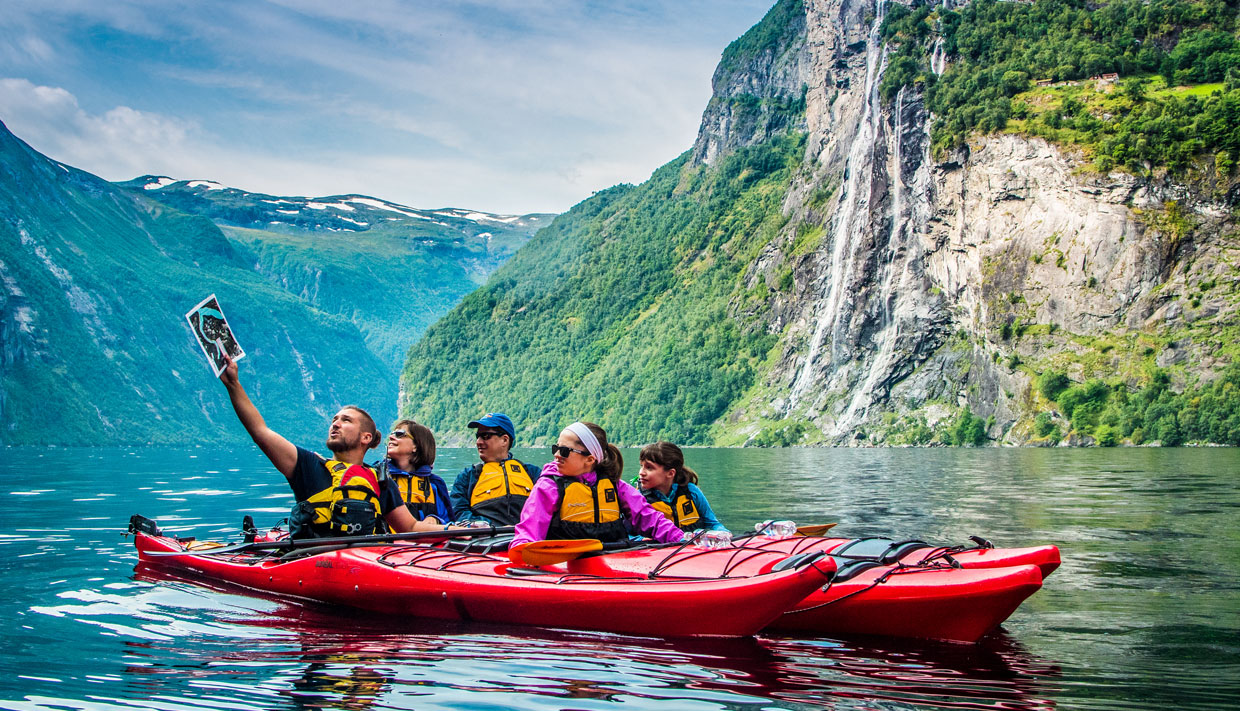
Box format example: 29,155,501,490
117,565,1064,711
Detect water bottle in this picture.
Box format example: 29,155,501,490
755,520,797,538
693,530,733,550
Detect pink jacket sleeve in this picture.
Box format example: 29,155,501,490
617,479,686,544
511,462,562,548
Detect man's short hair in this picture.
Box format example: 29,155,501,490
342,405,381,449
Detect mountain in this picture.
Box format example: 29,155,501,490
0,119,400,446
399,0,1240,447
115,177,553,367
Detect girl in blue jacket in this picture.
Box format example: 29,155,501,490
637,441,728,533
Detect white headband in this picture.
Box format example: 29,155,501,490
566,422,603,462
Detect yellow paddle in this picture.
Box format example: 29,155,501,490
795,523,839,537
508,539,603,566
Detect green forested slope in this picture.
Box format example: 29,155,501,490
221,224,497,368
883,0,1240,177
0,121,392,445
400,135,805,444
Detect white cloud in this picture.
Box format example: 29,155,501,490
0,1,776,213
0,78,196,180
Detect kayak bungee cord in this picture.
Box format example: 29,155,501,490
917,536,994,566
782,557,968,615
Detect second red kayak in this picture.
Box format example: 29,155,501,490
558,534,1053,643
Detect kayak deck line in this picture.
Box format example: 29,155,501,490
783,556,983,615
368,543,831,586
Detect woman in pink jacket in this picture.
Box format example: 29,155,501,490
511,421,686,547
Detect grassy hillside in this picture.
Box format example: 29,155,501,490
399,134,806,444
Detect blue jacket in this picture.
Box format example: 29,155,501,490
449,456,542,525
642,481,728,532
381,460,453,524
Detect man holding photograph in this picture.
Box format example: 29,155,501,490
217,354,422,538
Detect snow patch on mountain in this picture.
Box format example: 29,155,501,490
305,200,356,212
346,197,422,217
143,177,176,190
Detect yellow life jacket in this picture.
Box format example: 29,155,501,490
646,484,700,531
391,467,437,520
469,459,534,525
299,459,384,536
548,476,629,542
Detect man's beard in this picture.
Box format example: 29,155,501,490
326,431,360,453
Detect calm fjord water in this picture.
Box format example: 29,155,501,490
1,446,1236,710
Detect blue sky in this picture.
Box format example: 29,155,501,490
0,1,775,214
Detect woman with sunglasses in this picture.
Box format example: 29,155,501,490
510,421,685,549
379,419,453,531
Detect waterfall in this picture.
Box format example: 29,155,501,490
930,36,946,76
788,0,889,412
833,32,945,435
834,84,913,434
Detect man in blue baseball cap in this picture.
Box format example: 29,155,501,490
449,413,542,526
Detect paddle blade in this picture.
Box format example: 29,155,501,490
796,523,839,537
509,539,602,566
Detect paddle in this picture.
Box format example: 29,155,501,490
796,523,839,537
508,539,602,567
147,525,516,557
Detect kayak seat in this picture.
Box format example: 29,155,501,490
129,514,162,536
443,534,515,554
828,556,885,583
831,538,932,564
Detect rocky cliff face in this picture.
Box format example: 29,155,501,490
708,0,1238,444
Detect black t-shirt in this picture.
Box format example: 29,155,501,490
289,446,404,515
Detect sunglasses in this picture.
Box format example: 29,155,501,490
476,430,505,441
550,444,590,458
389,429,411,439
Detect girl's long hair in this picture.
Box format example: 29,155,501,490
582,421,623,481
639,441,698,486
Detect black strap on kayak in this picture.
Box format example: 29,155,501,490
241,515,258,543
917,535,994,566
783,556,968,615
442,533,516,554
769,550,828,572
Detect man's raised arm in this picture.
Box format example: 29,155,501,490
219,354,298,479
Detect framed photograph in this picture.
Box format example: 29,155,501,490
185,294,245,377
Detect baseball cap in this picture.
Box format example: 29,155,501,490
467,412,515,443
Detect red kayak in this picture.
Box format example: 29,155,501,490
560,535,1051,644
130,523,834,639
